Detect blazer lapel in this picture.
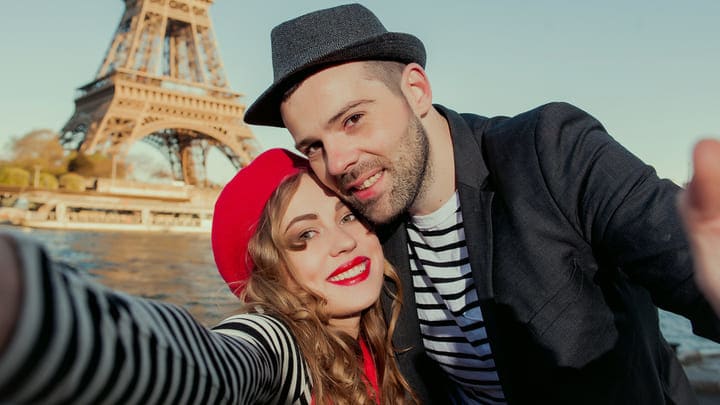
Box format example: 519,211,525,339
436,105,519,398
436,105,496,300
379,218,422,350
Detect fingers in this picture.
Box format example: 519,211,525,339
686,139,720,221
680,139,720,315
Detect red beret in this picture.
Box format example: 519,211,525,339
211,148,308,296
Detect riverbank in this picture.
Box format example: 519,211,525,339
0,181,219,233
679,351,720,401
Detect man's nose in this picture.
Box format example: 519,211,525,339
325,138,358,177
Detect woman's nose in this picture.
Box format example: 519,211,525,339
329,227,357,256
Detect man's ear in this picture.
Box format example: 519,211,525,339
401,63,433,117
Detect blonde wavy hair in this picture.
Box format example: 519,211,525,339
241,171,417,404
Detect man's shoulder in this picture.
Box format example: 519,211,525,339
451,102,609,187
458,101,600,148
509,101,590,120
462,101,589,130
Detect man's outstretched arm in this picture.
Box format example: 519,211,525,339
0,234,21,356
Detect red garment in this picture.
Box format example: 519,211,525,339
359,338,380,403
310,338,380,404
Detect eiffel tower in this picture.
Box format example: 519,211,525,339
61,0,258,186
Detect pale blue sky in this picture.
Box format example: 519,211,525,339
1,0,718,185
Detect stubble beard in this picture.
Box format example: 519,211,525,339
343,115,431,225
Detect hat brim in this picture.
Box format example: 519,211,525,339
244,32,426,128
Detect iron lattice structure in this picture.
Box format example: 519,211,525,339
61,0,258,186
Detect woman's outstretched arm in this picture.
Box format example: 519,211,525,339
0,232,312,404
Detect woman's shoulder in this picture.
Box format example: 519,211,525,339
212,311,294,340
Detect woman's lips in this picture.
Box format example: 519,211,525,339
327,256,371,286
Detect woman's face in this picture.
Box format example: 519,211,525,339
279,173,385,336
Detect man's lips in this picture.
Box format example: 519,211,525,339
345,170,384,201
345,168,383,193
327,256,371,286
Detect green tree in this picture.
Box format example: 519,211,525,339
38,172,59,190
59,173,86,191
68,152,127,178
0,166,31,187
8,129,71,175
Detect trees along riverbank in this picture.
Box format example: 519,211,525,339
0,129,128,193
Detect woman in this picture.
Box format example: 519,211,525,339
0,149,416,404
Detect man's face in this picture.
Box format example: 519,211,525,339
281,62,430,224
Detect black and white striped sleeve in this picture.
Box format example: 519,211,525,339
0,234,312,404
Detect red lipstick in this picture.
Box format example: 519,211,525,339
326,256,371,286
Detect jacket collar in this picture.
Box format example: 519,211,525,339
434,104,491,191
435,104,495,299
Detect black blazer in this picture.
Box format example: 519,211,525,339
379,103,720,404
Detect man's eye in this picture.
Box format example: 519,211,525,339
305,142,322,157
344,113,362,128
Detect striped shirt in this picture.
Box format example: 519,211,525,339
407,192,506,404
0,234,312,404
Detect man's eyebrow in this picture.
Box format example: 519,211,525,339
294,99,375,151
284,213,317,233
327,99,374,126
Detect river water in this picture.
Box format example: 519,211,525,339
3,224,719,356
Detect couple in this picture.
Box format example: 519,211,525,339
240,4,719,403
1,3,719,404
0,148,412,404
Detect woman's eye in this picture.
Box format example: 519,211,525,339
298,230,317,240
340,212,357,224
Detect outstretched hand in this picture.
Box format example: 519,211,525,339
679,139,720,314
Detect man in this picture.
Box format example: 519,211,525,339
244,4,720,403
680,139,720,315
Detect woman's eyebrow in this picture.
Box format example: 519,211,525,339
284,213,317,233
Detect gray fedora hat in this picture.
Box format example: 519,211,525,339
244,3,426,128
